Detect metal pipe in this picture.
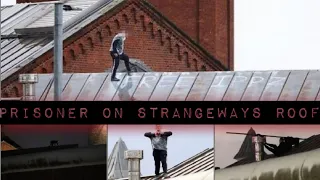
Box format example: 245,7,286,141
125,150,143,180
19,74,38,101
252,136,265,162
54,2,63,101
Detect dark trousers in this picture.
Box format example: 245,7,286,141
153,149,167,175
110,52,131,78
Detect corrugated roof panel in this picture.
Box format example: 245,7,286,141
167,72,198,101
149,72,181,101
132,72,162,101
112,73,144,101
223,71,253,101
278,70,309,101
185,72,216,101
0,0,109,81
94,73,126,101
26,0,100,28
77,73,109,101
260,71,290,101
297,70,320,101
2,38,50,75
1,4,28,23
241,71,271,101
204,72,235,101
61,73,91,101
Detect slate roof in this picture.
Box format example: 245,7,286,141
226,134,320,168
1,0,110,80
1,0,226,82
117,148,214,180
31,70,320,101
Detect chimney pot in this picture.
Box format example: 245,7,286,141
19,74,38,101
252,136,266,162
125,150,143,180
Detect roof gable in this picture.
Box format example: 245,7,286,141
1,0,226,85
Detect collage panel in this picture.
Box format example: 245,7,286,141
1,125,107,180
214,125,320,180
107,125,214,180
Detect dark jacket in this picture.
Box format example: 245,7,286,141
109,33,126,55
144,131,172,151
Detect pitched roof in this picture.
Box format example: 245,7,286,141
107,138,129,179
226,134,320,168
0,0,124,81
117,148,214,180
1,132,21,149
1,0,226,82
32,70,320,101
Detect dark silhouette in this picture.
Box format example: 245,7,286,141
144,125,172,178
50,140,59,146
263,136,299,157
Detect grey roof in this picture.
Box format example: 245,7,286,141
0,0,124,80
32,70,320,101
117,148,214,180
107,138,129,180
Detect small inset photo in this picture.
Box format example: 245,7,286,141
107,125,214,180
215,125,320,180
1,125,107,180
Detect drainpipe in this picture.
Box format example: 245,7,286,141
125,150,143,180
252,136,266,162
19,74,39,101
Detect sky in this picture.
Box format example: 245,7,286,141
108,125,214,176
215,125,320,168
2,0,320,70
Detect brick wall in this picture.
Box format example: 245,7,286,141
2,2,222,97
148,0,234,70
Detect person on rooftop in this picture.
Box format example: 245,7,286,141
144,125,172,178
109,30,132,81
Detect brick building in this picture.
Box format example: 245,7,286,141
1,0,233,97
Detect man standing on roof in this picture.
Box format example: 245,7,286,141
144,125,172,178
109,30,132,81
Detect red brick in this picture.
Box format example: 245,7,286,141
3,1,224,97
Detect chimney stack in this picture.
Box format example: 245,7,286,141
19,74,38,101
252,136,266,162
125,150,143,180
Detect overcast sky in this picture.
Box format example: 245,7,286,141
2,0,320,70
108,125,214,176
